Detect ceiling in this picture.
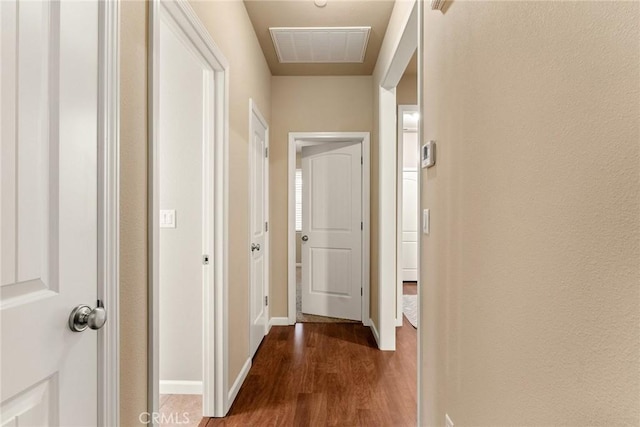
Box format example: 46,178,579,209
244,0,395,76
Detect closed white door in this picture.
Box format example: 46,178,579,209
402,170,418,281
1,1,100,425
301,142,362,321
249,106,268,358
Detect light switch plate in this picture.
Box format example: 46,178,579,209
160,209,176,228
423,209,430,235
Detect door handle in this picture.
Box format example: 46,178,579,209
69,300,107,332
301,235,308,242
251,243,261,252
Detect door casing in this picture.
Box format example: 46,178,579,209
287,132,371,327
148,0,230,420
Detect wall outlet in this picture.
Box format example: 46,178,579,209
445,413,454,427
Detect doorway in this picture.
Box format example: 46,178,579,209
149,0,230,422
287,133,371,326
396,105,419,328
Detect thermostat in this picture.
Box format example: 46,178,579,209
421,140,435,168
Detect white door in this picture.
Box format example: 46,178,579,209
1,1,100,425
301,142,362,321
249,106,268,357
400,128,419,283
402,170,418,281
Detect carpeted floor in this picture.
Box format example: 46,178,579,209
296,267,359,323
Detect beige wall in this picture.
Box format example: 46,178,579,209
420,2,640,425
396,71,417,106
119,1,271,423
119,1,148,425
270,76,374,317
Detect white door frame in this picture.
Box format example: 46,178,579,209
396,104,419,327
374,0,422,421
375,0,418,350
248,98,269,344
148,0,230,420
98,0,120,425
287,132,371,326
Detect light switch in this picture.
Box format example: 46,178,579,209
160,209,176,228
422,209,430,235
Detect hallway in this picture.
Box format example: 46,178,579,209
204,321,417,426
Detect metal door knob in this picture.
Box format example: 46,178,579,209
251,243,261,252
301,235,309,242
69,300,107,332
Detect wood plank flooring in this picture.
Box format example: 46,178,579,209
203,321,417,426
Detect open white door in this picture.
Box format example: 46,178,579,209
301,142,362,321
1,1,101,425
249,103,268,358
402,170,418,281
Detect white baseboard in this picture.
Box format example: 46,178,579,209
269,317,289,329
159,380,202,395
396,315,403,327
226,358,251,412
296,262,302,267
369,319,380,348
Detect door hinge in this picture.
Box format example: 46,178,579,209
265,147,269,158
361,287,363,296
265,296,269,306
202,254,210,265
361,221,363,230
361,156,363,165
265,221,268,232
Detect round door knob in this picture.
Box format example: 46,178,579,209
301,235,309,242
69,301,107,332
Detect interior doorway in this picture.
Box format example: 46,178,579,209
287,133,371,326
397,104,419,329
298,141,363,322
149,0,230,423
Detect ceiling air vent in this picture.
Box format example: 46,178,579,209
269,27,371,63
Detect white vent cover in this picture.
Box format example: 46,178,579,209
269,27,371,63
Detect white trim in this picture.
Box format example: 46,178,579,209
149,0,230,421
97,0,120,425
287,132,371,327
378,86,398,350
396,105,419,328
159,381,203,395
369,319,380,347
248,99,270,360
226,358,251,412
375,0,419,352
416,0,424,423
268,317,290,333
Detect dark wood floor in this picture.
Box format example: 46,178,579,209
202,320,417,426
